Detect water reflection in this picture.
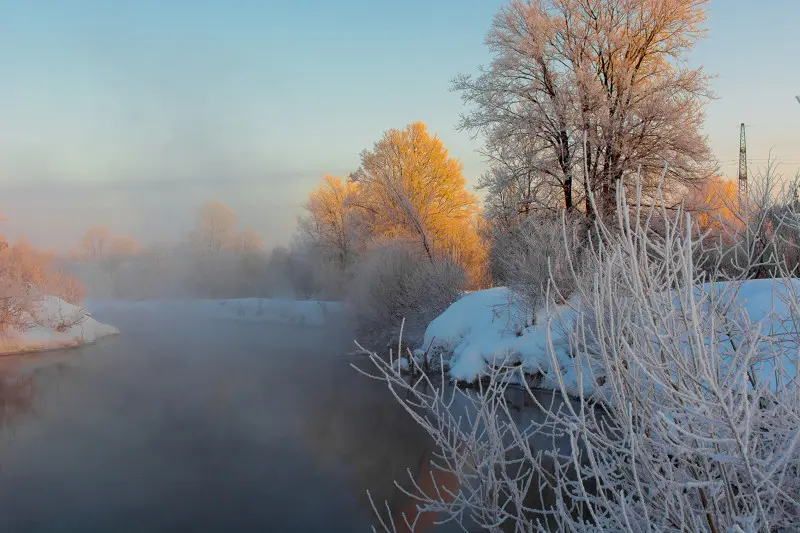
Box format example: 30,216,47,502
0,306,461,532
0,370,35,430
298,356,447,530
359,378,593,533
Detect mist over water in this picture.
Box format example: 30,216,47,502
0,178,306,254
0,302,448,532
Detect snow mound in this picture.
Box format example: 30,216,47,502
0,295,119,355
421,287,574,384
421,280,800,393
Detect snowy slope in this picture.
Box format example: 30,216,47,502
420,280,800,392
0,295,119,355
419,287,574,384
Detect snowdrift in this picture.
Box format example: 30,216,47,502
419,280,800,392
418,287,573,384
0,295,119,355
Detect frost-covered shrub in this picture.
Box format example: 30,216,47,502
689,163,800,281
363,180,800,532
347,242,465,348
42,270,85,305
0,280,35,337
0,239,85,335
489,213,585,316
263,246,319,299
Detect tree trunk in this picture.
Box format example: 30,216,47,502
563,179,573,212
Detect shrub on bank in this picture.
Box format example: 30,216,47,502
0,239,85,335
347,241,465,349
364,182,800,532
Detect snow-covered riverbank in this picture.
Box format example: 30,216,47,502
0,296,119,355
1,294,344,356
415,279,800,394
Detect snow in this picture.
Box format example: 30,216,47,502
0,295,119,355
421,287,575,384
705,278,800,385
420,279,800,393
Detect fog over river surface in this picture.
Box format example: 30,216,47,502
0,301,458,533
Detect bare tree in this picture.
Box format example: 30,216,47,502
76,226,111,260
191,200,237,255
109,235,144,256
455,0,716,219
347,242,465,348
233,228,263,253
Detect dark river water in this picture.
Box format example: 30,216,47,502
0,302,454,533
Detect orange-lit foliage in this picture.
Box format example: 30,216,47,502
303,174,360,268
352,122,488,287
0,238,84,310
393,451,459,532
109,235,144,256
690,177,742,236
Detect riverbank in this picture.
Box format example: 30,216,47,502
408,279,800,396
1,296,344,358
0,295,119,356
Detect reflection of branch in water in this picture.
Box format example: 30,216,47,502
0,372,35,429
296,360,438,526
390,447,460,533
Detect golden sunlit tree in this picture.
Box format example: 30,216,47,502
688,177,741,235
300,174,361,270
351,122,488,286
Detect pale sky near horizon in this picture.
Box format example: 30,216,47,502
0,1,798,251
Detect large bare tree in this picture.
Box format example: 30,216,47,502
455,0,716,219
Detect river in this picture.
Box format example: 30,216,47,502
0,301,460,532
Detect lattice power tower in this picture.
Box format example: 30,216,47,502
738,123,747,197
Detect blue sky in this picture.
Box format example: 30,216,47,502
0,1,798,250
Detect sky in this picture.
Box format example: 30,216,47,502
0,0,798,251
